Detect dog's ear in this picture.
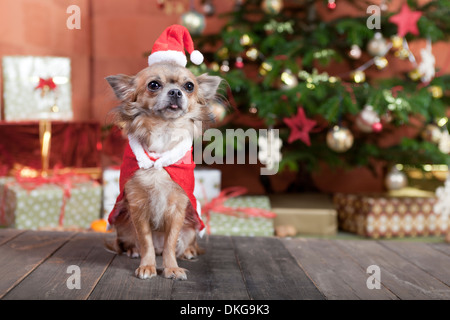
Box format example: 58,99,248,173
196,74,222,102
105,74,135,102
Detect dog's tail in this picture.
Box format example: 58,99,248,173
103,237,122,255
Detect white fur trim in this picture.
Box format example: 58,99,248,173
190,50,204,65
148,50,187,67
128,135,154,169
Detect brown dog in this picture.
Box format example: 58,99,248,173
106,61,221,280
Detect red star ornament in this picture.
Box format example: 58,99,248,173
283,107,317,146
389,3,422,37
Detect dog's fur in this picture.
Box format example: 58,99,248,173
106,61,221,280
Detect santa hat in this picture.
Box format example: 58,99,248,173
148,24,204,67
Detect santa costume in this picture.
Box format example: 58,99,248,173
108,25,205,232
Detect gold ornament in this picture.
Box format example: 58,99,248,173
326,125,354,153
421,124,442,144
385,166,408,190
395,47,410,60
374,56,388,70
261,0,283,14
408,69,421,81
217,47,229,60
428,85,443,99
240,34,253,46
367,32,389,57
280,69,298,89
245,47,259,61
210,62,220,72
351,70,366,83
391,35,403,49
259,62,273,76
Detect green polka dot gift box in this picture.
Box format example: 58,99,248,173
0,175,101,230
205,195,275,237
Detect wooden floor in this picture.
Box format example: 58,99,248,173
0,229,449,300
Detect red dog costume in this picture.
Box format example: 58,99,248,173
108,25,205,232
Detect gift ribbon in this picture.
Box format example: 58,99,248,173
0,170,93,227
35,77,57,91
200,186,277,235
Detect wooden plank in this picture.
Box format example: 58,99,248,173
88,252,173,300
333,240,450,300
0,228,25,246
232,236,325,300
0,230,74,299
379,241,450,287
171,236,249,300
282,238,398,300
428,242,450,257
3,232,116,300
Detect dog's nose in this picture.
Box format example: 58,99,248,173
168,89,182,98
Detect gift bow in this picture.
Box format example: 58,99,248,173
201,186,277,235
35,77,57,91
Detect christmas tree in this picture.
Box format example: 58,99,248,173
187,0,450,191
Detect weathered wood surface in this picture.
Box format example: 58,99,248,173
0,229,449,300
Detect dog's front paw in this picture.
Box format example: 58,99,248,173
162,267,187,280
135,265,157,280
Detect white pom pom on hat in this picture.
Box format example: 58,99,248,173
148,24,204,67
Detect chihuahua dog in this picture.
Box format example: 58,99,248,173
106,61,221,280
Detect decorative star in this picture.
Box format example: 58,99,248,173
389,3,422,37
283,107,317,146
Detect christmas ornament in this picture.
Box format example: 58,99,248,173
210,61,220,72
235,57,244,69
417,41,435,83
428,85,443,99
259,62,273,76
283,107,317,146
408,68,421,81
202,0,215,16
240,34,253,46
261,0,283,15
434,173,450,220
217,47,229,60
421,123,442,144
439,129,450,154
348,44,361,60
245,47,259,61
220,60,230,73
258,129,283,171
327,0,336,10
351,70,366,83
389,3,422,37
355,105,381,133
391,35,403,49
210,100,227,122
374,56,388,70
394,47,410,60
280,69,298,89
385,166,408,190
367,32,389,57
181,10,206,36
326,125,354,152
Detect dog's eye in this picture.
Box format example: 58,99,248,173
184,82,195,92
147,81,161,91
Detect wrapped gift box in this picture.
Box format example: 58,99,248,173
2,56,72,121
333,189,448,238
193,167,221,203
102,167,121,218
208,196,274,237
0,175,102,230
269,193,337,236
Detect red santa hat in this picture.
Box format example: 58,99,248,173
148,24,204,67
